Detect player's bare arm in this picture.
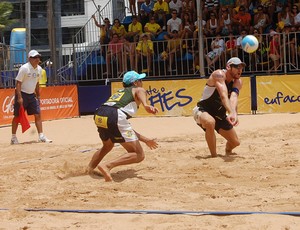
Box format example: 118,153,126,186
134,87,159,114
213,71,233,115
230,79,243,125
135,131,158,150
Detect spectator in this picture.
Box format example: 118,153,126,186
236,29,247,55
44,60,53,84
129,0,137,16
219,7,232,36
225,32,237,58
164,9,182,39
165,29,182,72
169,0,183,17
203,0,219,21
252,5,270,34
205,12,220,37
181,12,194,48
127,15,143,42
262,1,276,24
92,15,112,44
205,33,225,68
136,33,154,73
193,15,207,47
153,0,170,30
233,0,250,15
140,0,154,26
219,0,235,16
277,5,294,30
111,19,127,40
105,34,124,76
182,0,196,22
232,5,252,34
253,29,269,66
291,4,300,28
269,31,281,71
144,16,163,40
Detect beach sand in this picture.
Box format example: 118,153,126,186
0,113,300,229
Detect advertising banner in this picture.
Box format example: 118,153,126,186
111,78,251,116
0,85,79,126
256,75,300,113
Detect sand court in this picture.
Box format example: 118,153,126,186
0,113,300,229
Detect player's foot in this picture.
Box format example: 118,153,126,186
97,164,113,182
11,136,19,145
38,135,52,143
225,149,237,156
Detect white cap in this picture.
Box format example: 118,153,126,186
46,60,53,65
227,57,246,67
28,50,41,58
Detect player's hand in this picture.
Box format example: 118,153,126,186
145,139,158,150
226,112,237,126
144,105,159,115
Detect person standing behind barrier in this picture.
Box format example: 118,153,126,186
136,33,154,73
91,15,112,45
193,57,245,157
11,50,52,144
87,70,159,182
104,34,124,76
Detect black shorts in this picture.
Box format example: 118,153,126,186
198,107,233,133
94,106,137,143
14,91,40,116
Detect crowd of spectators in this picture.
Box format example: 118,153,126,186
92,0,300,76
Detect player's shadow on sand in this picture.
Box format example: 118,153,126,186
88,169,151,182
112,169,152,182
196,153,244,162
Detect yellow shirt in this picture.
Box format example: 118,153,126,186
136,40,154,55
153,1,169,13
39,69,47,87
112,25,127,37
128,22,143,35
145,22,161,33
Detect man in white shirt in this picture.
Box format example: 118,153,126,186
164,9,182,39
11,50,52,144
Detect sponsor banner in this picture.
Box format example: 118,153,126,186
256,75,300,113
0,85,79,126
111,78,251,116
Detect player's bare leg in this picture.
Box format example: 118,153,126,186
97,141,145,182
97,164,113,182
219,128,240,155
87,139,114,175
197,111,218,157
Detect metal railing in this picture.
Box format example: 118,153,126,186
1,32,300,88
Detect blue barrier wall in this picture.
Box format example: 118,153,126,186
78,85,111,114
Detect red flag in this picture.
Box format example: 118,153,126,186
16,106,31,133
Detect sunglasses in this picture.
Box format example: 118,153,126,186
231,64,243,69
30,56,41,59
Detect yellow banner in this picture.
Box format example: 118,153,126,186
111,78,251,116
257,75,300,113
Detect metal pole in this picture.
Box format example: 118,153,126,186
25,0,31,54
196,0,205,77
47,0,57,83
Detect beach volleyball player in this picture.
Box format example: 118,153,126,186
88,71,159,182
193,57,245,157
